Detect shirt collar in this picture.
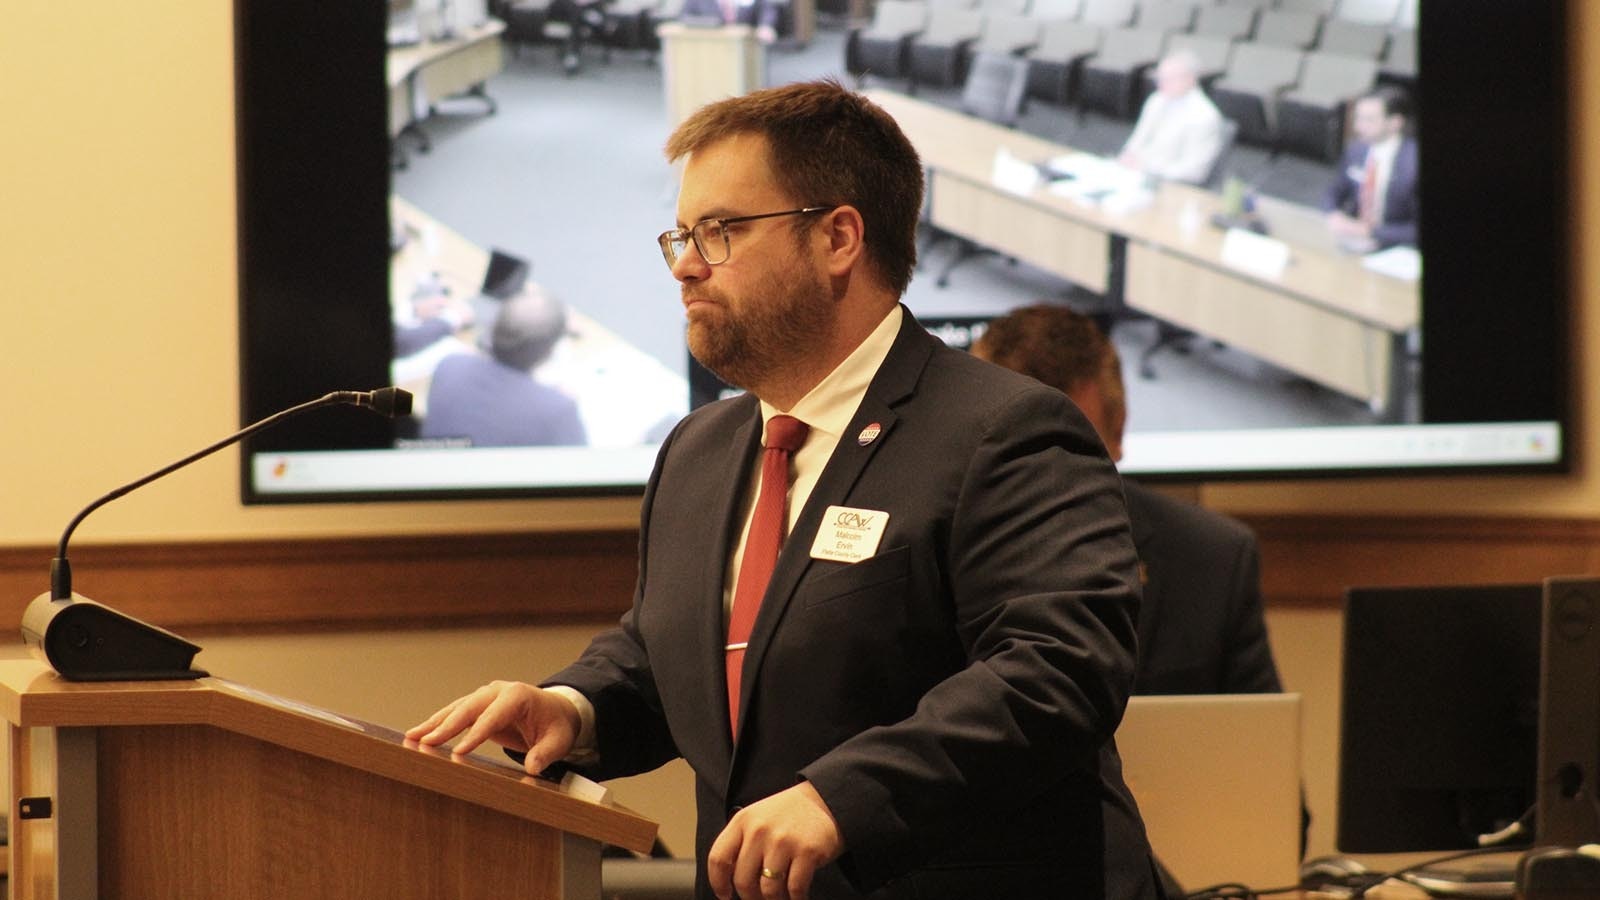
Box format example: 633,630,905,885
758,305,903,442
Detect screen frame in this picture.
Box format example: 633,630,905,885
234,0,1573,504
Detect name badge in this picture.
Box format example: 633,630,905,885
809,505,889,564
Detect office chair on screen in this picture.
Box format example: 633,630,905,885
1276,53,1379,162
959,50,1030,126
596,0,675,63
495,0,604,74
927,51,1032,288
1023,19,1102,106
844,0,928,83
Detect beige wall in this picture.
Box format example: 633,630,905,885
0,2,639,547
1,0,1591,874
1,4,1594,546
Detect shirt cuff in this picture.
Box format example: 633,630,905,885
544,684,599,765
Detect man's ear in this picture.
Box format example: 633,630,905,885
821,205,866,277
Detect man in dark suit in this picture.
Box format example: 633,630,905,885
1323,86,1419,253
970,304,1284,697
409,81,1163,900
680,0,782,43
419,285,588,447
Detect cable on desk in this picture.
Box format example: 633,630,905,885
1348,844,1531,899
1184,880,1305,899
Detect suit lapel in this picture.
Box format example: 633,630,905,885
731,312,936,747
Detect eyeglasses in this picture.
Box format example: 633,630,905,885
657,206,836,268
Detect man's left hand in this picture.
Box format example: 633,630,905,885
707,781,844,900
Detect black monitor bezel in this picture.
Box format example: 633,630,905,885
234,0,1572,504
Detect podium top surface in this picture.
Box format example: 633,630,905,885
0,659,657,853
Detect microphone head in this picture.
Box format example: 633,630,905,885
370,387,413,417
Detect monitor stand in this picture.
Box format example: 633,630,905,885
1403,860,1517,899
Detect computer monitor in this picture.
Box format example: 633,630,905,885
1537,576,1600,847
235,0,1573,501
1338,584,1542,853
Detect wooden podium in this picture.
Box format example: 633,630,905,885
657,22,765,126
0,659,656,900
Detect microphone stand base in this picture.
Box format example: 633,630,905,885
21,592,206,682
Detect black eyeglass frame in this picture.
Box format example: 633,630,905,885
656,206,838,268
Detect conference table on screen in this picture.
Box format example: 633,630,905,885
388,20,507,162
390,195,688,447
865,89,1421,420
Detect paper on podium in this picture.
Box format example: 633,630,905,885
561,771,614,806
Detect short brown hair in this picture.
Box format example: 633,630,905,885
665,79,924,296
973,304,1126,441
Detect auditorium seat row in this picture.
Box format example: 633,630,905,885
846,0,1415,161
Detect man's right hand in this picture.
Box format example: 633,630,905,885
405,680,580,775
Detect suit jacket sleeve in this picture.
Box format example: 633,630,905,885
800,385,1142,887
539,428,683,779
1372,148,1419,248
1219,531,1284,694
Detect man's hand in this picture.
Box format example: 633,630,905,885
404,680,580,775
1325,210,1372,240
707,782,844,900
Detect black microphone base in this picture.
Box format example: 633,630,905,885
21,592,206,682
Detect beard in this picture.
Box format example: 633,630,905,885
685,258,834,393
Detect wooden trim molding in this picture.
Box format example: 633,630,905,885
0,530,641,638
1,515,1597,639
1245,513,1600,607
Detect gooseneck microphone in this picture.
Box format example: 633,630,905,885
24,387,413,681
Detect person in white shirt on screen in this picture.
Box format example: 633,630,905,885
1323,87,1419,253
1116,50,1225,186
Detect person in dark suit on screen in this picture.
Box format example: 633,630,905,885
971,304,1284,696
410,80,1164,900
419,284,587,447
680,0,782,43
1323,86,1419,253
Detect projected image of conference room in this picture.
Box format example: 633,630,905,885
248,0,1558,498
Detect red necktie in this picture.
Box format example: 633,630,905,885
1358,151,1379,227
725,414,809,740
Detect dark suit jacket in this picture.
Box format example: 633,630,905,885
1122,480,1282,696
419,353,587,447
1322,138,1420,249
680,0,781,30
546,311,1162,900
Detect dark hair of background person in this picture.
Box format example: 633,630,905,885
971,304,1127,444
